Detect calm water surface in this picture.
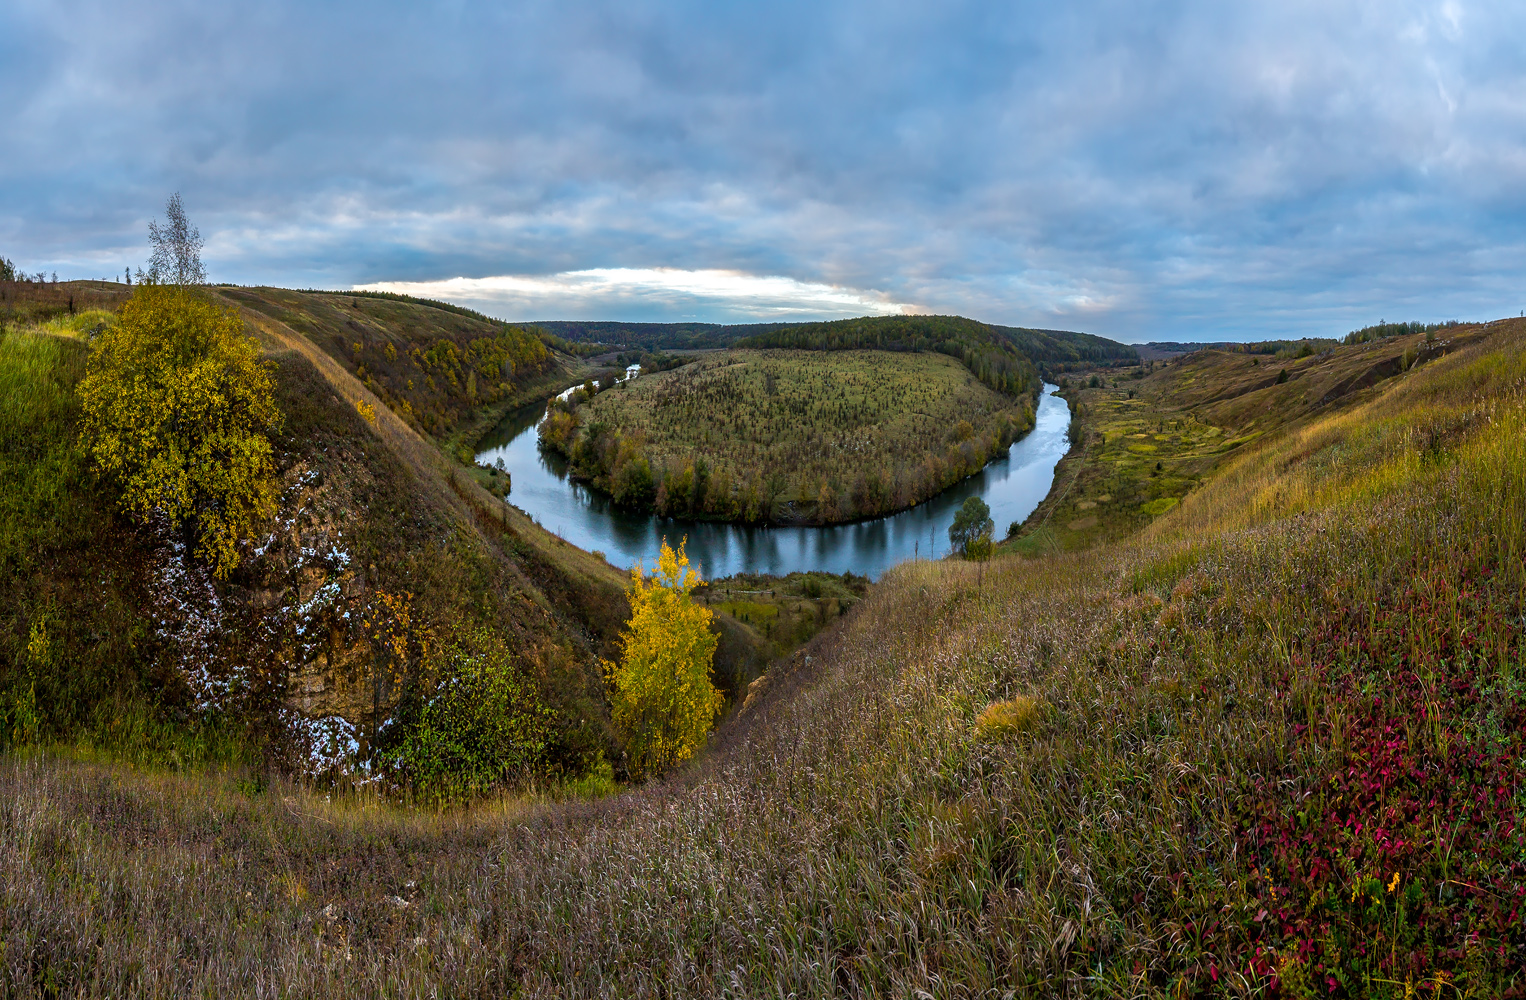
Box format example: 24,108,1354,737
475,383,1071,580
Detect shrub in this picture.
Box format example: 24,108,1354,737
386,625,551,802
608,540,723,781
974,695,1041,740
77,284,282,578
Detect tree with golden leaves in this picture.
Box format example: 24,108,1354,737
608,539,722,780
78,284,282,578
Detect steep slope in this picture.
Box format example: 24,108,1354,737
222,287,577,455
0,285,766,784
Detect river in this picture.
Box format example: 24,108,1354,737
474,382,1072,580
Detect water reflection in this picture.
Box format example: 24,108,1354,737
475,384,1072,581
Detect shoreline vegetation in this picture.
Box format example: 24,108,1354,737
537,348,1039,525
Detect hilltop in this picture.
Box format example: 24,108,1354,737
538,313,1139,375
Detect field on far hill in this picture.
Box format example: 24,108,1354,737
1009,323,1495,553
541,348,1036,523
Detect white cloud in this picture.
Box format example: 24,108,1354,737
353,267,919,322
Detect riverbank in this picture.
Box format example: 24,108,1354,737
475,383,1070,580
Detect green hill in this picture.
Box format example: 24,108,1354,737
540,348,1035,523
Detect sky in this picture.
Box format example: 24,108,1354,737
2,1,1524,342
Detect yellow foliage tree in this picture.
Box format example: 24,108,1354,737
78,284,282,578
608,539,723,780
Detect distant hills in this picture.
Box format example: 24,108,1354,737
535,314,1138,371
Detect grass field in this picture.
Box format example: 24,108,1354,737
693,570,869,663
1007,324,1494,554
4,316,1524,996
540,348,1036,523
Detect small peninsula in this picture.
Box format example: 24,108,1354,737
538,348,1038,523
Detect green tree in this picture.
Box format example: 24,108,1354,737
608,539,722,781
949,495,994,557
78,284,282,578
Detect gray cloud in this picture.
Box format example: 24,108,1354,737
3,0,1524,339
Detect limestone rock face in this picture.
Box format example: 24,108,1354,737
145,454,395,736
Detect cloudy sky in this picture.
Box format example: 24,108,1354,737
3,1,1524,341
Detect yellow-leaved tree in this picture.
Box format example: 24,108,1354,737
78,284,282,578
608,539,723,780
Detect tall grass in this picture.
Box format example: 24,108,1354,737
0,329,93,574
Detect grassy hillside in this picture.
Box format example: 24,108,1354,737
541,349,1036,523
1010,324,1495,553
0,314,619,777
4,315,1523,996
219,287,577,457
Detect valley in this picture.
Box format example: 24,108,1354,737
3,276,1523,996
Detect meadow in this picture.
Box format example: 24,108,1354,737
5,311,1523,995
540,348,1036,523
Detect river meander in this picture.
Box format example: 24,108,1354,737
474,382,1071,580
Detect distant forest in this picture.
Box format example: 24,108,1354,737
534,314,1134,402
536,315,1137,369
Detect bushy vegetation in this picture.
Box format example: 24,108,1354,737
694,570,868,662
541,349,1035,523
383,624,552,803
79,285,283,578
949,495,995,557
